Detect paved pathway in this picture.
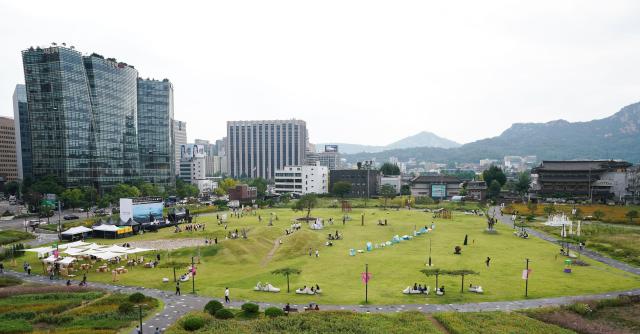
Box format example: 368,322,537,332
490,207,640,276
4,269,640,334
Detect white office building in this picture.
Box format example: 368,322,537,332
179,144,206,184
380,175,402,194
173,120,187,175
274,162,328,195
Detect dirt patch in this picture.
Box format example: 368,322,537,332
128,238,208,250
426,314,451,334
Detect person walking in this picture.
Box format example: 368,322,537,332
485,257,491,267
308,248,312,257
154,327,161,334
315,249,319,258
175,281,181,296
27,264,32,276
0,262,4,274
135,325,142,334
224,287,230,303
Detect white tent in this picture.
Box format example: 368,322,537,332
61,227,92,236
93,225,120,232
124,247,153,254
24,246,56,257
63,248,90,256
101,245,130,253
57,257,76,265
58,240,90,249
92,251,124,260
42,255,58,263
84,243,106,250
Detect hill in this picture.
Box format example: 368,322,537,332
319,131,460,154
346,101,640,163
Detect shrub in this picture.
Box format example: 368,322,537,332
264,306,285,318
0,276,22,287
567,302,592,316
204,300,223,315
241,302,259,314
118,301,134,314
182,314,205,331
129,292,146,303
0,319,33,334
214,308,234,319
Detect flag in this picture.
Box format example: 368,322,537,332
522,269,531,279
361,272,372,284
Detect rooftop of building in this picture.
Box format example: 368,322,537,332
410,175,461,184
532,160,632,172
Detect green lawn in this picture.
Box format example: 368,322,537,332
20,208,640,305
434,311,575,334
0,230,34,245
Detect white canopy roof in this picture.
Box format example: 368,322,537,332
61,226,92,236
92,251,124,260
24,246,56,254
85,243,106,250
124,247,153,254
93,225,120,232
63,248,89,256
58,240,90,249
42,255,58,263
57,257,76,265
101,245,130,253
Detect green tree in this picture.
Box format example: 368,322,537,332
176,180,199,198
487,180,501,200
60,188,83,209
543,204,556,217
3,181,20,196
482,165,507,188
527,202,537,215
515,172,531,199
109,184,141,203
219,178,239,193
29,175,64,196
271,267,301,293
626,210,638,223
331,181,352,198
593,209,605,222
249,178,268,198
400,184,411,196
380,162,400,176
292,194,318,220
380,184,396,209
138,182,162,197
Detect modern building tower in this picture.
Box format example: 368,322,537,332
226,120,307,179
12,84,30,180
137,78,175,187
0,117,19,181
173,120,187,175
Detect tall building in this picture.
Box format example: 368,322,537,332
22,45,141,192
227,120,307,179
195,139,216,157
274,162,328,195
178,144,206,183
215,137,226,157
0,117,19,181
12,84,30,180
173,120,187,175
137,78,174,187
318,145,340,170
329,168,381,198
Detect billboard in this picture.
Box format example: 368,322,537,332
324,145,338,153
120,197,164,223
431,184,446,199
180,144,206,159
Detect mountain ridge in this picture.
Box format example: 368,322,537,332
318,131,460,154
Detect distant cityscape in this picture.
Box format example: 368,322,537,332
1,43,639,205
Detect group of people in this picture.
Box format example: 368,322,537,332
412,283,429,293
308,248,320,257
227,228,247,240
298,284,321,293
204,237,218,245
377,219,388,226
285,223,302,235
327,230,342,240
22,262,32,275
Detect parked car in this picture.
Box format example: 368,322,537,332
63,214,80,220
94,209,108,216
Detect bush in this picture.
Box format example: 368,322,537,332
129,292,146,303
214,308,234,319
182,314,205,331
204,300,224,315
241,302,259,314
0,319,33,334
0,276,22,287
567,302,593,316
118,301,134,314
264,306,285,318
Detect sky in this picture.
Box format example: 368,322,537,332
1,1,640,146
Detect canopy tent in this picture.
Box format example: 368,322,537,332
56,257,76,266
24,246,56,258
61,226,93,241
63,248,88,256
84,243,106,250
58,240,89,249
101,245,130,253
93,225,120,232
124,247,153,254
119,218,141,233
42,255,58,263
92,251,124,260
92,224,132,239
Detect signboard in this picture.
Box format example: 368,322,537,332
324,145,338,153
120,197,164,223
522,269,532,280
431,184,446,199
180,144,206,159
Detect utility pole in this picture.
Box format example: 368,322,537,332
428,237,432,266
365,263,369,304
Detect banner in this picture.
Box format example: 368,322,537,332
522,269,532,280
361,272,372,284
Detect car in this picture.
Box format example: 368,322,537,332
63,214,80,220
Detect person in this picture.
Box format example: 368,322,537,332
66,279,71,286
316,284,320,291
439,285,445,295
175,281,181,296
308,248,312,257
135,325,141,334
485,257,491,267
224,287,230,303
310,286,315,293
418,284,422,292
156,254,161,262
154,327,161,334
314,304,319,311
413,283,418,291
27,264,31,276
315,249,319,258
0,262,3,273
82,273,87,284
284,303,291,312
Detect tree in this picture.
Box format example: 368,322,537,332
271,267,301,293
331,181,352,198
292,194,318,220
420,268,448,290
380,184,396,209
400,184,411,196
380,163,400,176
515,172,531,199
487,180,501,200
109,184,141,203
249,178,268,198
449,269,479,293
138,182,162,197
482,165,506,188
60,188,83,209
3,181,20,196
593,210,605,222
219,178,239,194
176,180,199,198
543,204,556,218
29,175,64,196
526,202,537,216
626,210,639,223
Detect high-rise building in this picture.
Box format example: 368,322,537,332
226,120,307,179
12,84,30,180
318,145,340,170
0,117,19,181
22,45,140,191
215,137,226,157
173,120,187,175
195,139,216,157
178,144,206,183
137,78,174,187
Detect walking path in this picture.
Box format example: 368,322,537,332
2,208,638,333
261,236,283,267
489,207,640,276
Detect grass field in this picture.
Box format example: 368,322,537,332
0,230,34,245
434,311,574,334
18,208,640,305
504,203,640,225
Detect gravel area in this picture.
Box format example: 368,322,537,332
128,238,209,250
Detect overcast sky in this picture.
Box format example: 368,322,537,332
2,1,640,146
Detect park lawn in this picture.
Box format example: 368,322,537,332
434,311,575,334
19,208,640,305
167,310,442,334
0,230,34,245
504,203,640,225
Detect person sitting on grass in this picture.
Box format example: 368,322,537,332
315,304,320,311
284,303,291,312
413,283,418,291
316,284,320,291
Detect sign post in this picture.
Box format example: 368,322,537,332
361,264,372,304
523,258,531,297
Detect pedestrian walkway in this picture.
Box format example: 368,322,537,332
4,269,640,334
490,207,640,276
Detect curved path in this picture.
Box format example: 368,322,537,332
1,208,638,333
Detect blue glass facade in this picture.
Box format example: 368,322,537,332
137,78,174,187
12,84,31,180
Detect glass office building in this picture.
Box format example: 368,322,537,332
12,84,31,180
22,46,140,192
137,78,174,187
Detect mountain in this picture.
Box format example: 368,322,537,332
346,101,640,163
319,131,460,154
386,131,460,150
